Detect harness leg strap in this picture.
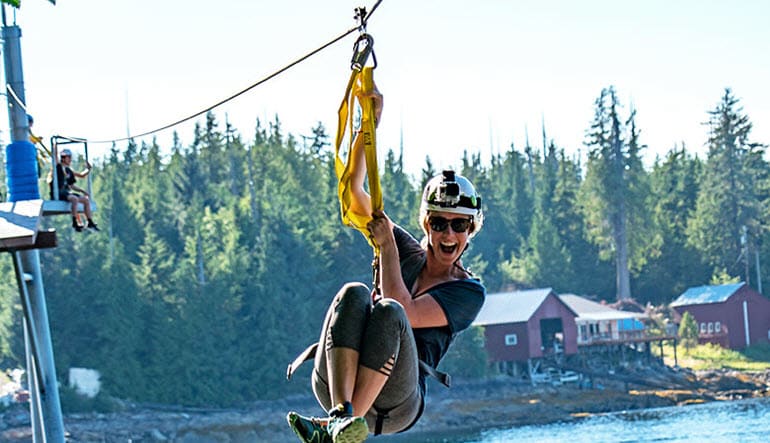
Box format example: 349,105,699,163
286,342,318,380
374,407,390,435
419,360,451,388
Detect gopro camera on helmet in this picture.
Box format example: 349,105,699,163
437,170,461,206
420,169,484,237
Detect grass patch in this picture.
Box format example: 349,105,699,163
662,342,770,371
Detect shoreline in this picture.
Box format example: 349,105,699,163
1,368,768,442
381,368,770,441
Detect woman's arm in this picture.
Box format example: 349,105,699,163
72,162,92,179
347,132,372,218
346,85,383,219
368,212,449,329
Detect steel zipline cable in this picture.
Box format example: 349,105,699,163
47,1,383,145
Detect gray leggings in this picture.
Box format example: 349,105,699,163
312,282,423,434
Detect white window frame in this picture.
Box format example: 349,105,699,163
707,322,714,333
700,322,706,333
504,333,518,346
715,322,721,333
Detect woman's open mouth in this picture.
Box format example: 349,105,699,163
439,241,458,255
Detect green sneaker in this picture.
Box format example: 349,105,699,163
326,402,368,443
287,411,332,443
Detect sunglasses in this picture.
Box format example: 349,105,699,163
429,216,472,233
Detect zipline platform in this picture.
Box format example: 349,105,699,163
0,199,57,252
42,199,97,217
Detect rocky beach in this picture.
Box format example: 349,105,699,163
1,366,768,442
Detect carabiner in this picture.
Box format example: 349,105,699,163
351,33,376,71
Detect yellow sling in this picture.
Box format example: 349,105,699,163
334,65,382,251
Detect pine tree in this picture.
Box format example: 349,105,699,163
419,156,436,191
130,224,183,401
505,143,562,288
105,145,143,259
636,148,708,303
553,150,612,296
224,118,246,199
678,311,699,352
382,147,419,233
687,89,769,283
483,145,533,290
87,237,145,398
581,87,651,301
306,121,331,158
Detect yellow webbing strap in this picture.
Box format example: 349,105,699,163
334,66,382,251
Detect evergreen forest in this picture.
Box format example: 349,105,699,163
0,86,768,407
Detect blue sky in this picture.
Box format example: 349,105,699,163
6,0,770,176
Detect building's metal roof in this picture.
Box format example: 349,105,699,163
473,288,554,326
560,294,647,321
670,282,745,307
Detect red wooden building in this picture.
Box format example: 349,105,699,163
473,288,578,362
671,282,770,349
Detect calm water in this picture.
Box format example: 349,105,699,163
383,397,770,443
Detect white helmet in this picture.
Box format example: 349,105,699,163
419,170,483,238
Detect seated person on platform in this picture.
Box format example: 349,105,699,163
49,148,99,232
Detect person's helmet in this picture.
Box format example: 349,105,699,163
419,170,483,238
60,148,73,158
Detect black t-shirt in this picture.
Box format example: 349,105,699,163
393,225,485,391
55,164,76,188
50,164,76,199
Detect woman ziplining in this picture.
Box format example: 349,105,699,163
285,27,487,443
